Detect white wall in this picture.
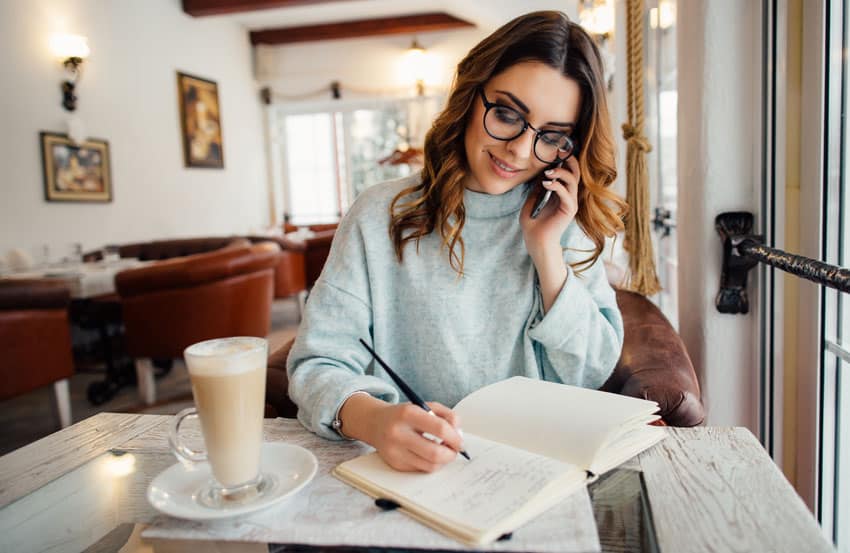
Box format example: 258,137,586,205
0,0,268,258
677,0,761,430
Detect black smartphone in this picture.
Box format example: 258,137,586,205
530,158,566,219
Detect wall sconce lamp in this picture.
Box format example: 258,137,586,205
50,34,90,111
406,38,426,96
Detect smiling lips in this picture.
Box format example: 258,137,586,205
488,152,523,178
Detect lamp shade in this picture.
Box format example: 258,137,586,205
50,34,90,60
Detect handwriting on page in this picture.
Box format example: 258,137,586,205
393,434,576,530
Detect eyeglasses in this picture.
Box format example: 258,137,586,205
478,88,575,164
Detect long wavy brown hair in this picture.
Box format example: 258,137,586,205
389,11,626,274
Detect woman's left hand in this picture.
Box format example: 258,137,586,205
520,155,580,261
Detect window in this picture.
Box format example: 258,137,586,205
797,0,850,547
275,96,442,226
347,107,418,199
821,0,849,544
645,0,679,328
283,112,342,224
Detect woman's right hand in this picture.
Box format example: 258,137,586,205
339,394,464,472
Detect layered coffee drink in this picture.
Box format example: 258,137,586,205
184,337,268,488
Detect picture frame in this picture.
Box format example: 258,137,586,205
176,71,225,168
40,132,112,203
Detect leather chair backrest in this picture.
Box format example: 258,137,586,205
0,280,74,400
0,279,70,310
117,243,281,359
244,236,307,298
118,237,249,261
116,243,279,297
601,289,704,426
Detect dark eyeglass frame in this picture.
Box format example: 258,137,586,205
478,87,575,164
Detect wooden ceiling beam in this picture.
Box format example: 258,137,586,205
182,0,356,17
249,12,475,45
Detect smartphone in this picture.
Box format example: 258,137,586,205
530,158,566,219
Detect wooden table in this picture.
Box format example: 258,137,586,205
0,413,835,553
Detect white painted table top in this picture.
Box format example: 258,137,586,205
0,413,836,553
0,258,150,298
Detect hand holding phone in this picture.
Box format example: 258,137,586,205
530,159,565,219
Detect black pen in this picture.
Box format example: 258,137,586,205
359,338,471,460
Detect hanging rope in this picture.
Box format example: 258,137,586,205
622,0,662,296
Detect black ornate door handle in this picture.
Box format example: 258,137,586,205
716,212,850,314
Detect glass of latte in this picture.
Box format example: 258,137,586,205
169,336,273,508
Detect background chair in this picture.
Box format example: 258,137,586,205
279,230,336,289
0,279,74,428
263,287,705,426
599,289,703,426
84,236,249,262
245,236,308,316
116,242,281,404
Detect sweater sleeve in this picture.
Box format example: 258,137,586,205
286,213,399,440
526,229,624,390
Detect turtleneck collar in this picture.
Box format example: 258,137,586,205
463,183,530,219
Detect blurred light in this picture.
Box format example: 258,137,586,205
399,38,440,95
105,452,136,477
50,33,90,111
579,1,615,36
650,1,676,30
49,34,90,60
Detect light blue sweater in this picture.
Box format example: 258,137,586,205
287,175,624,439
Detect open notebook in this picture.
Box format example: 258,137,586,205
333,377,666,546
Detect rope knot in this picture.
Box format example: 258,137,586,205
621,123,653,153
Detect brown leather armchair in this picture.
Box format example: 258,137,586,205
599,289,703,426
115,242,281,404
245,236,308,310
280,230,336,289
0,279,74,428
264,288,704,427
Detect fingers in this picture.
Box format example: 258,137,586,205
541,158,579,217
544,156,580,188
375,403,464,473
427,402,462,428
407,404,464,453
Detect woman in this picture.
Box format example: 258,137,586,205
287,11,626,472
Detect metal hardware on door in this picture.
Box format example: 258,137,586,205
652,207,676,237
716,211,850,314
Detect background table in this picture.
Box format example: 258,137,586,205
0,413,836,553
0,258,150,298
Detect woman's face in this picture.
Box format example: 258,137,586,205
463,61,581,195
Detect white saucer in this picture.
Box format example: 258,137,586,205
147,442,317,520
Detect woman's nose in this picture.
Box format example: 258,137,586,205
505,127,535,161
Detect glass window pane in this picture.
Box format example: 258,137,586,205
347,106,416,199
842,120,849,347
823,1,848,546
645,0,678,327
838,358,849,551
284,113,339,224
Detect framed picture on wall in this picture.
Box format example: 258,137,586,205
39,132,112,203
177,71,224,168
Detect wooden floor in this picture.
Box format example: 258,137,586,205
0,298,301,456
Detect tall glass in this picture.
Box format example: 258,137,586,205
169,337,271,508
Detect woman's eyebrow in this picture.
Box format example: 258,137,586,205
494,89,575,128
